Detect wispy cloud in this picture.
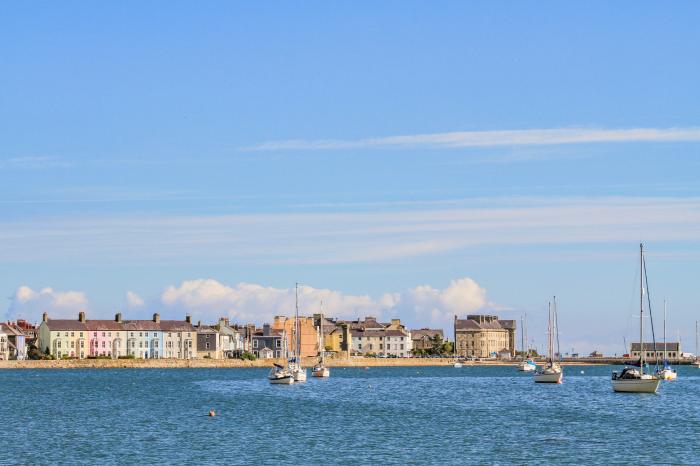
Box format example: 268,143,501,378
244,127,700,151
1,196,700,266
0,156,71,169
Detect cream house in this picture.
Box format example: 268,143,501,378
454,315,514,358
38,312,90,359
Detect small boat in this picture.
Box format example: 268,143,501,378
655,301,677,381
453,360,463,368
289,284,306,382
518,314,536,371
612,244,661,394
518,359,537,372
693,322,700,368
534,298,563,384
312,308,330,378
268,364,294,384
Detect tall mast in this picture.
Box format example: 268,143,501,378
553,296,560,362
319,300,325,364
696,321,698,361
547,301,552,362
295,283,300,363
663,299,667,362
524,313,529,358
520,316,525,357
640,243,645,374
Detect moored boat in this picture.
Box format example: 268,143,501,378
534,298,563,384
268,363,294,384
612,244,661,394
312,307,330,378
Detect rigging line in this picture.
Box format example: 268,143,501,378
554,296,561,362
643,252,659,370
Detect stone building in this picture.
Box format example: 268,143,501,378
454,315,516,358
629,342,681,361
410,328,445,353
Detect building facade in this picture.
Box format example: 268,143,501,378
410,328,445,352
251,324,283,358
271,316,319,358
454,315,515,358
348,317,412,357
630,342,681,361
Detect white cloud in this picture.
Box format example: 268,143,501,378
5,286,88,321
157,277,492,329
125,291,145,308
244,127,700,151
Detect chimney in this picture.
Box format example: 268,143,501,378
78,311,86,323
42,312,48,323
185,314,192,324
197,320,202,328
153,313,160,323
115,312,122,323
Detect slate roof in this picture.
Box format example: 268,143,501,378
86,320,124,331
44,320,89,331
411,328,444,340
455,319,508,331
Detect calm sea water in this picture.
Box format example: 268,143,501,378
2,365,700,465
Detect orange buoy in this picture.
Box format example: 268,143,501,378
208,410,216,417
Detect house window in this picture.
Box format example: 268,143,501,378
102,332,106,337
94,332,97,337
154,341,159,348
71,332,74,337
276,340,281,348
153,333,157,337
206,343,210,350
139,332,143,337
71,341,75,348
358,344,362,350
253,340,258,348
369,344,373,350
401,344,404,350
57,341,61,348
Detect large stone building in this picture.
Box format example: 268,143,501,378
454,315,516,358
630,342,681,361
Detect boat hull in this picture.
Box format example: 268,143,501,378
293,368,307,382
312,367,330,378
612,378,661,393
269,375,294,385
518,363,536,372
533,371,563,384
656,369,677,380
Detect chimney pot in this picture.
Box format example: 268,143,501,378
42,312,48,323
78,311,86,323
153,313,160,323
185,314,192,324
115,312,122,323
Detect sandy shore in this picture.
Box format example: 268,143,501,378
0,357,610,369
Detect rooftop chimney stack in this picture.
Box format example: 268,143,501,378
115,312,122,323
42,312,48,323
153,313,160,323
78,311,86,323
185,314,192,324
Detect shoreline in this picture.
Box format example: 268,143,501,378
0,357,618,369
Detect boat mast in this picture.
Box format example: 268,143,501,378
553,296,560,362
547,301,552,363
640,243,645,375
295,283,300,364
319,301,325,365
663,299,667,363
520,315,524,358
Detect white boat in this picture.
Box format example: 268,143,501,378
453,360,463,368
268,364,294,384
289,283,306,383
612,368,660,393
312,307,330,378
518,314,537,371
612,244,661,394
534,298,563,384
518,359,537,372
655,301,677,381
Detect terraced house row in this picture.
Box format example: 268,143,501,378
37,312,246,359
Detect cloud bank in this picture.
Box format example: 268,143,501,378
244,127,700,151
4,278,493,330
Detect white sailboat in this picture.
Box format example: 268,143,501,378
534,298,563,384
518,313,536,372
312,306,330,378
269,330,294,384
612,243,661,393
694,321,700,369
290,283,307,382
655,300,677,380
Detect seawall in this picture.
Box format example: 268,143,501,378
0,357,614,369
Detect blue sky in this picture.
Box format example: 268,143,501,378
2,1,699,354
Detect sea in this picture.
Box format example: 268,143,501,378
2,365,699,465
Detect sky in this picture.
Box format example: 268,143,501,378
1,1,699,354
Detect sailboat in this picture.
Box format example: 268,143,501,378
289,283,307,382
655,300,677,380
693,321,700,369
269,330,294,384
534,298,563,383
518,313,536,372
312,307,330,378
611,243,661,393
